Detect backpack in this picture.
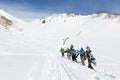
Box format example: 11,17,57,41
89,53,94,60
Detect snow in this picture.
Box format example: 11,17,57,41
0,10,120,80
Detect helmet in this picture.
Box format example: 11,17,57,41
71,44,73,48
86,46,89,49
81,47,83,50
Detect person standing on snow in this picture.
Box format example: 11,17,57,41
70,45,77,62
86,46,94,69
65,48,71,60
77,47,86,65
60,47,65,57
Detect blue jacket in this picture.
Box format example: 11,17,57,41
80,50,83,54
70,49,76,56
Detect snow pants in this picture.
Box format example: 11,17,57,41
72,55,77,62
62,53,64,57
80,55,85,65
88,59,94,69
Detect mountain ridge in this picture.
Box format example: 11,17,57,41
1,9,120,24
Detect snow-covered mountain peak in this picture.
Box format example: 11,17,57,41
0,10,14,29
31,13,84,24
46,13,80,20
0,10,26,31
92,11,120,22
0,15,13,28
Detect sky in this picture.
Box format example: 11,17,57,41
0,0,120,22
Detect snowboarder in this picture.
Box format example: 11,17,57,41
70,45,77,62
86,46,96,66
77,47,86,65
86,46,94,70
65,48,71,60
60,47,65,57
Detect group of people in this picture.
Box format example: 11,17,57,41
60,45,96,70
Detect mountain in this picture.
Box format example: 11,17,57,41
30,12,120,25
0,10,26,31
0,10,120,80
92,11,120,23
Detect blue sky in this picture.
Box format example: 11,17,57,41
0,0,120,21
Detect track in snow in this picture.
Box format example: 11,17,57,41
38,55,120,80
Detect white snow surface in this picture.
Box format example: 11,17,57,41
0,10,120,80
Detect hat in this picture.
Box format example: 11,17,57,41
86,46,89,49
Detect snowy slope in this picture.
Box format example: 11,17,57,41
0,11,120,80
0,10,26,31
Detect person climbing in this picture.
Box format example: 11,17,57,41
65,47,71,60
86,46,94,70
60,47,65,57
77,47,86,65
70,45,77,62
86,46,96,66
